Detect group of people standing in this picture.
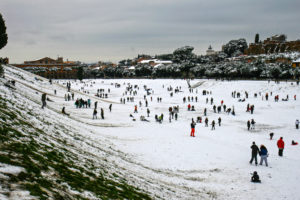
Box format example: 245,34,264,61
249,137,285,168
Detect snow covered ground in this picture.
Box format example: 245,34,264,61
2,65,300,199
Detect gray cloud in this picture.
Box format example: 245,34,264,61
1,0,299,63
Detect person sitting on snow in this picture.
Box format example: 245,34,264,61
191,105,195,111
62,107,70,116
292,140,298,145
251,171,261,183
140,115,149,122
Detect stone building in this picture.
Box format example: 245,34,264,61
13,57,80,79
246,34,300,55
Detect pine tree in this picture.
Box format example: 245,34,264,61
0,13,8,50
255,33,259,44
77,66,84,81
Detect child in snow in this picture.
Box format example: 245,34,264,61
292,140,298,145
251,171,261,183
269,132,274,140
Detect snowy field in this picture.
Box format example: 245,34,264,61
3,65,300,200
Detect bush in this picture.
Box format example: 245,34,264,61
0,64,3,77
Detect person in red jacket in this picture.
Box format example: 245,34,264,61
277,137,285,156
190,119,196,137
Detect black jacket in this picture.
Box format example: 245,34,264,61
251,144,259,155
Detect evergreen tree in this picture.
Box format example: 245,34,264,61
77,66,84,80
255,33,259,44
0,13,8,50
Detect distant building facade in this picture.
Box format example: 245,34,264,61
138,59,172,66
206,45,216,56
13,57,80,79
292,58,300,68
246,34,300,55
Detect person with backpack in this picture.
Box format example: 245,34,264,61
259,145,268,167
277,137,285,156
249,142,259,165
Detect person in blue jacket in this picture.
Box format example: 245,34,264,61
259,145,268,167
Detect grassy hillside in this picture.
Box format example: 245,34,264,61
0,79,151,199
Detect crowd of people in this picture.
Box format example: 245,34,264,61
40,78,299,185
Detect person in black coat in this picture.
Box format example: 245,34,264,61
251,171,261,183
249,142,259,165
247,120,251,130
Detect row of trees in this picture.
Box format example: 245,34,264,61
94,60,299,80
87,44,299,80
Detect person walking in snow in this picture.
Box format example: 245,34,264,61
250,105,254,114
109,104,112,112
251,119,256,129
277,137,285,156
41,93,47,109
101,108,104,119
249,142,259,165
205,117,209,127
134,105,138,113
218,117,221,126
269,132,274,140
213,105,216,113
93,108,97,119
259,145,268,167
190,119,196,137
247,120,251,131
295,119,299,129
211,120,215,130
147,108,150,117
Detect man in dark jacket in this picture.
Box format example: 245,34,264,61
249,142,259,165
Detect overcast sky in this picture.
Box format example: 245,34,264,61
1,0,299,63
